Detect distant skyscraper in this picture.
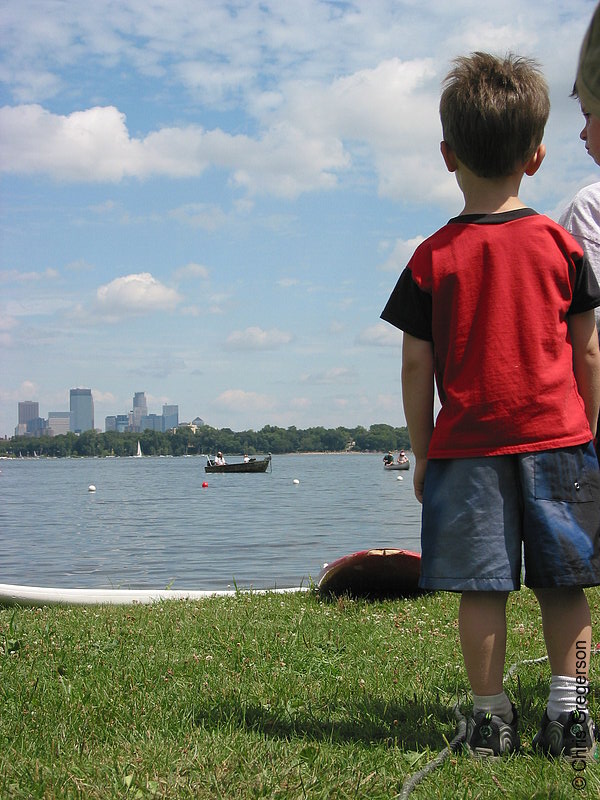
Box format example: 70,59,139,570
70,388,94,433
141,414,163,432
26,417,48,436
162,404,179,431
48,411,71,436
115,414,129,433
132,392,147,432
18,401,39,425
15,401,40,436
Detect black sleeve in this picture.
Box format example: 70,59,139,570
380,268,433,341
569,254,600,314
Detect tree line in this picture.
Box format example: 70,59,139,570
0,424,410,459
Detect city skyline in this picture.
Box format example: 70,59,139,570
11,388,183,436
2,2,598,438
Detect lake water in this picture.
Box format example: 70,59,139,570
0,453,422,590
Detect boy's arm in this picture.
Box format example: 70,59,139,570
402,333,435,502
569,309,600,437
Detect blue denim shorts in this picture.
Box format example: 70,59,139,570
419,443,600,591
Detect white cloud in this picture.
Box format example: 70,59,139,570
90,389,116,405
0,380,39,404
0,104,350,196
169,204,228,231
0,105,142,181
173,262,210,281
378,236,426,272
277,277,300,288
301,367,355,384
0,267,59,283
290,397,311,410
357,323,402,347
180,306,201,317
225,326,292,350
0,3,590,204
375,393,401,413
95,273,181,318
0,315,18,331
215,389,276,412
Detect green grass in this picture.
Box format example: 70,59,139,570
1,588,599,799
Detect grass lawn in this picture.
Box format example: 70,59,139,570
1,587,599,799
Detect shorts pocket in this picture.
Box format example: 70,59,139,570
532,445,599,503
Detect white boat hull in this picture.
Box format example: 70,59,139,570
0,583,308,607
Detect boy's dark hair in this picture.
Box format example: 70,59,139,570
439,52,550,178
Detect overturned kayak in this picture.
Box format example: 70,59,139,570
318,548,423,598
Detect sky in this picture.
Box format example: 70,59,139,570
1,0,599,437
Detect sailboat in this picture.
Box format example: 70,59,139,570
134,441,142,458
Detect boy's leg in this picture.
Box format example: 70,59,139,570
534,587,591,679
459,591,519,756
533,587,597,758
459,591,509,696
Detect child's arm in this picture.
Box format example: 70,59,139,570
569,309,600,437
402,333,435,502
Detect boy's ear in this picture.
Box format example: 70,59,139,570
524,144,546,176
440,140,458,172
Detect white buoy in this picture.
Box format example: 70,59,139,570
396,475,403,481
293,478,300,485
88,484,96,492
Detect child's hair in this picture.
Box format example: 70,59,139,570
439,52,550,178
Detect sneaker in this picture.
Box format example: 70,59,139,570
464,705,520,757
533,709,599,760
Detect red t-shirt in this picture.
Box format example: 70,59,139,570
381,209,600,458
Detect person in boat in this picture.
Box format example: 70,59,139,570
214,451,226,466
243,454,250,462
383,451,394,465
381,52,600,759
397,450,407,463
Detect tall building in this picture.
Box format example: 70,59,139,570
115,414,129,433
141,414,163,432
26,417,48,436
48,411,71,436
18,401,39,425
16,401,40,436
70,388,94,433
162,404,179,431
132,392,147,432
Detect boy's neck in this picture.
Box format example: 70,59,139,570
456,168,528,216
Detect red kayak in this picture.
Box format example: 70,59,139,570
317,548,423,599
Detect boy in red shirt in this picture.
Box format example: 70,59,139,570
382,52,600,758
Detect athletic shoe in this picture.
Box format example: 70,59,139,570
533,709,599,760
464,705,520,757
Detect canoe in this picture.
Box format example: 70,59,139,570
317,548,423,598
384,460,410,471
205,455,271,473
0,583,308,607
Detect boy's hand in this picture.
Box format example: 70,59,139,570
413,457,428,503
402,333,435,502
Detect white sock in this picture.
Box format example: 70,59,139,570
547,674,588,721
472,691,513,723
